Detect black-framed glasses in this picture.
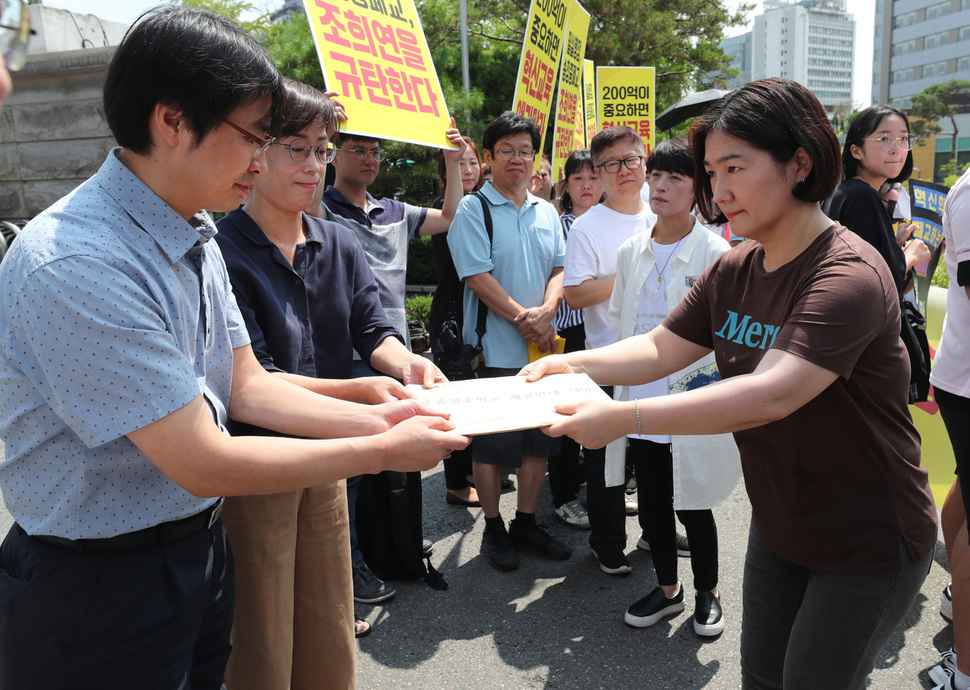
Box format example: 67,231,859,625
863,135,918,152
337,147,385,162
1,0,31,72
223,119,276,158
273,138,336,164
598,155,644,174
492,148,536,161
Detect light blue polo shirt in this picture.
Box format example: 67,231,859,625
0,150,249,539
448,182,565,368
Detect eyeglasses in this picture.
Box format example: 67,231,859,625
491,149,536,161
223,119,276,158
337,147,385,162
1,0,31,72
863,135,918,152
597,155,644,174
273,138,336,164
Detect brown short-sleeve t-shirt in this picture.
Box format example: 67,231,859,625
665,225,937,574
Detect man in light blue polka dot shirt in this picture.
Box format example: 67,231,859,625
0,6,468,688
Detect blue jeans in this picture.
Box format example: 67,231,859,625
740,521,932,690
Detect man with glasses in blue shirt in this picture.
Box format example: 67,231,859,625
0,7,467,688
448,111,571,571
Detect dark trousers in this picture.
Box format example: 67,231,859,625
547,322,586,507
444,447,474,491
629,438,718,591
0,521,235,689
936,386,970,538
584,385,626,556
740,522,931,690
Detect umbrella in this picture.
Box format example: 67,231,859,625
655,89,731,132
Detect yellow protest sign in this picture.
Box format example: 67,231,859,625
551,0,590,179
583,59,597,148
303,0,455,149
511,0,570,168
596,66,656,155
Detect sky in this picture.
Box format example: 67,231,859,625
45,0,876,107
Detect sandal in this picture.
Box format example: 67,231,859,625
355,617,371,638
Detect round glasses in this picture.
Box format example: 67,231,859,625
863,135,918,152
274,138,337,164
597,155,644,174
1,0,31,72
337,147,385,162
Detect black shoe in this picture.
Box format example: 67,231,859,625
481,525,519,571
624,585,685,628
352,560,396,604
592,548,632,575
508,520,571,560
446,491,481,507
693,590,724,636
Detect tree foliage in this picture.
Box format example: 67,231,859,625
911,79,970,167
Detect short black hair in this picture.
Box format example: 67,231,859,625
589,126,644,166
334,133,382,147
689,77,841,222
482,111,541,153
103,5,283,155
278,78,338,140
842,104,914,183
560,149,595,215
646,137,693,178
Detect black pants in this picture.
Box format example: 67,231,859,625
584,386,628,556
936,385,970,541
0,520,235,689
548,322,586,507
630,437,718,591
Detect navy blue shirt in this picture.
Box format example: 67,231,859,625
215,209,400,387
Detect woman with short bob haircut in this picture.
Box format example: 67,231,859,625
523,78,937,689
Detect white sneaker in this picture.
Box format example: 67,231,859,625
929,648,957,687
625,497,638,515
942,582,953,622
636,532,690,557
555,499,590,529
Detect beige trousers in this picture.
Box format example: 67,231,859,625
221,480,356,690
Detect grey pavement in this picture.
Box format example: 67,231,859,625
0,443,955,688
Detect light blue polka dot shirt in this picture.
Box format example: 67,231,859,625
0,149,250,539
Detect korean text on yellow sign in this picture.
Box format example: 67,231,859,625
511,0,570,167
583,59,597,147
551,0,590,178
596,66,655,155
304,0,454,149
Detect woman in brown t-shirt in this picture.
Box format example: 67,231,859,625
522,77,937,690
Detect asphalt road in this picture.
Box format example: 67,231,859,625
0,444,955,689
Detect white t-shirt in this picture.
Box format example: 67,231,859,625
930,166,970,397
563,203,653,350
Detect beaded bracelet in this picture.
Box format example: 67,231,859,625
635,399,642,436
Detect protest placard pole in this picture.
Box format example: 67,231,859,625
583,59,596,148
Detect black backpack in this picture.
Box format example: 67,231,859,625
355,471,447,589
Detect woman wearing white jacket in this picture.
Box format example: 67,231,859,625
605,137,741,636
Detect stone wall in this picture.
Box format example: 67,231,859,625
0,47,117,222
